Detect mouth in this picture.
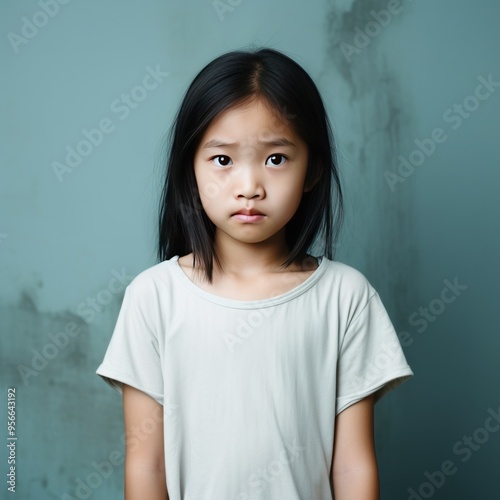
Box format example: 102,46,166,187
232,209,266,223
232,209,265,216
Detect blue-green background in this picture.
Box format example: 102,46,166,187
1,0,499,498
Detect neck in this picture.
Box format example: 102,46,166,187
212,227,295,279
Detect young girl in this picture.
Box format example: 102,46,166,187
96,47,414,500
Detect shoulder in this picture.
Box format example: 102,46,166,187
322,258,376,298
125,256,180,300
320,258,378,317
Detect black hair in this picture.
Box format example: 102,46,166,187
158,47,343,283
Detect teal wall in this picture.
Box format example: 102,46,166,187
1,0,499,498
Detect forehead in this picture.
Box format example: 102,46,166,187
200,98,300,145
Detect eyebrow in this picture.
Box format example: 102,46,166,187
202,138,297,149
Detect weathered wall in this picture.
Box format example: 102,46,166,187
1,0,499,498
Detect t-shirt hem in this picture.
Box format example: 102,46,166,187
96,364,164,406
335,365,414,416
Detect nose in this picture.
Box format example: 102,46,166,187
233,162,265,200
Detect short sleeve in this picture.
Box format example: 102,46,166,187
95,283,164,405
336,291,414,415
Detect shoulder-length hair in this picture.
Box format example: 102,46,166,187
158,47,343,283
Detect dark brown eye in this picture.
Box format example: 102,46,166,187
213,155,232,167
266,154,287,166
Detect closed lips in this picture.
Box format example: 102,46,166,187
233,209,265,215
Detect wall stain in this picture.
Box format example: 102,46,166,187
322,0,419,318
320,0,419,465
0,287,126,498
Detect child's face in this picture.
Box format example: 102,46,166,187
193,97,310,249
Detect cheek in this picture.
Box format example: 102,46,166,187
283,181,308,214
198,168,236,205
197,178,226,210
194,168,216,203
273,173,306,198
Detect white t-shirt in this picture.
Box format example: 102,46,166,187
96,255,414,500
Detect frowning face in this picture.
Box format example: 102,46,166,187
193,97,311,250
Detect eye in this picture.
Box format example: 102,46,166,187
266,154,288,167
211,155,233,167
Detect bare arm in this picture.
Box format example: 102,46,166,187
331,394,379,500
123,384,168,500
